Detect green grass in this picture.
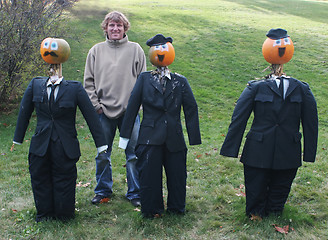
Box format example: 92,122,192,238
1,0,328,239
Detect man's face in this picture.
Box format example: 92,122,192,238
107,20,125,40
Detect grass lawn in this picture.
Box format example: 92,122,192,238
0,0,327,239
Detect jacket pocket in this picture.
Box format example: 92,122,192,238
254,94,273,102
290,95,302,103
141,118,154,127
32,96,44,103
290,95,302,116
59,101,75,108
246,131,263,142
254,94,273,115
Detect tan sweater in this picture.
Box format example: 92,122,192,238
84,35,146,119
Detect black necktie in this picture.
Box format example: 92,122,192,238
49,84,57,112
160,76,167,92
279,78,284,99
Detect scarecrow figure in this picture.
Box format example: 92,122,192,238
119,34,201,218
12,38,107,222
220,28,318,218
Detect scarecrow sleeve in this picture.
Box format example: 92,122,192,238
220,82,255,158
13,79,35,144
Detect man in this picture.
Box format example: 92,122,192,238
119,34,202,218
220,29,318,218
13,62,107,222
84,11,146,206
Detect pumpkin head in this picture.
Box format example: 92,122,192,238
262,28,294,65
148,42,175,67
146,34,175,67
40,38,70,64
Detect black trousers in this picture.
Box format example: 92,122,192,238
243,164,298,217
28,138,78,222
135,144,187,216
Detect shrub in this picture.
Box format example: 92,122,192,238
0,0,77,107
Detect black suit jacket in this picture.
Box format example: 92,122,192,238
120,71,201,152
220,77,318,169
13,77,106,159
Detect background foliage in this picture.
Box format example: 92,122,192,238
0,0,77,110
0,0,327,239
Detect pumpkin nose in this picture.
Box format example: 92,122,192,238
278,47,286,57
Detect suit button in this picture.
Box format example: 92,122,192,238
164,120,167,124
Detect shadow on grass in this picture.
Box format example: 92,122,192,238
222,0,328,24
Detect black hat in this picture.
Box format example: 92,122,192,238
266,28,289,40
146,34,173,46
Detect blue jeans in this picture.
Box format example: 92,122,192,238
94,113,140,200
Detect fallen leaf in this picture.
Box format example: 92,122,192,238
76,181,91,187
82,182,91,187
236,192,246,197
250,214,262,221
3,123,8,126
273,224,290,234
134,208,141,212
12,209,17,213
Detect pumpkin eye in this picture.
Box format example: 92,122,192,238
43,40,50,49
51,41,58,50
273,39,281,47
284,38,291,45
154,45,161,50
161,44,169,51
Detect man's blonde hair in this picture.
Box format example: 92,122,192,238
101,11,130,34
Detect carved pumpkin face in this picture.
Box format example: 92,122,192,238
149,42,175,67
262,36,294,64
40,38,71,64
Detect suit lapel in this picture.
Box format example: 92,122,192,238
41,79,48,103
285,78,298,99
55,78,68,102
164,73,179,99
267,78,282,98
150,74,164,94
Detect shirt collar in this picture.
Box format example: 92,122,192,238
153,67,171,80
271,74,290,80
106,35,128,46
47,76,63,87
163,69,171,80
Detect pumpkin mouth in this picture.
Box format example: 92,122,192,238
278,47,286,57
157,54,165,62
44,51,58,57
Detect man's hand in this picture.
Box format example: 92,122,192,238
97,108,103,114
119,137,129,150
